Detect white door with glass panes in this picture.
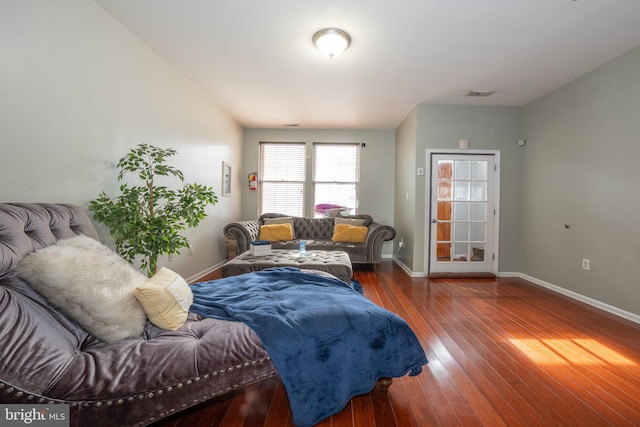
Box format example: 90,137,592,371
428,153,498,275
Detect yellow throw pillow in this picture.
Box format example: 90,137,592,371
332,223,368,243
259,223,294,241
134,267,193,331
263,217,295,237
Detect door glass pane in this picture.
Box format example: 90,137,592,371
438,181,452,200
453,202,469,221
471,182,486,201
453,243,468,261
437,201,452,221
454,182,470,200
437,222,451,242
454,223,468,241
470,223,485,241
455,161,470,180
470,203,486,221
437,243,451,261
471,244,485,262
438,161,453,179
471,161,487,180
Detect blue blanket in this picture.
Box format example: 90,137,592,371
190,268,427,427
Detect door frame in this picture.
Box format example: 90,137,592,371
424,149,501,276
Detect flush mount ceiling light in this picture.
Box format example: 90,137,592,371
312,28,351,58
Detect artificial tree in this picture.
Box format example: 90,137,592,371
89,144,218,276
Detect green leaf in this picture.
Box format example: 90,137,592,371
88,143,217,276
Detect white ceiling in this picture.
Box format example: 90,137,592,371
94,0,640,129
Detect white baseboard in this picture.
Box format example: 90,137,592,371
391,257,425,277
390,265,640,325
496,272,520,278
517,273,640,325
186,261,225,283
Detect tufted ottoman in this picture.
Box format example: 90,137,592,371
221,250,353,283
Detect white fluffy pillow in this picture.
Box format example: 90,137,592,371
16,235,148,343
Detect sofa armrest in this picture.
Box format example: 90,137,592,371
223,220,262,254
365,222,396,264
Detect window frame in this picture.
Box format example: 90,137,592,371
312,142,361,217
258,141,306,217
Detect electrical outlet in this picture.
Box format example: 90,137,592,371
399,238,404,248
582,258,590,270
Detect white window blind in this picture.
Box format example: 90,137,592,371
258,142,305,216
313,142,360,217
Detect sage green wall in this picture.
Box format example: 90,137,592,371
522,44,640,316
241,128,396,257
393,107,418,272
396,104,523,275
0,0,243,280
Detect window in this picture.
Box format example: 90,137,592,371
258,142,305,216
313,142,360,217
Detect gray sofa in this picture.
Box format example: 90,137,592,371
0,203,277,427
223,213,396,267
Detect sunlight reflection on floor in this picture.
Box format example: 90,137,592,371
510,338,636,365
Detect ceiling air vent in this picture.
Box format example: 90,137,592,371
466,90,495,97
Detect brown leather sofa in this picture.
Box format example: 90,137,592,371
223,213,396,267
0,203,278,427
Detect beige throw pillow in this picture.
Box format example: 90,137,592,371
334,217,366,227
263,216,293,225
134,267,193,331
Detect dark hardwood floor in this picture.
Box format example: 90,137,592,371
154,260,640,426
